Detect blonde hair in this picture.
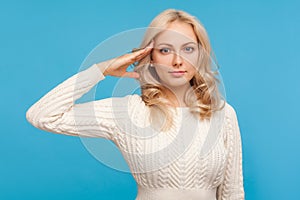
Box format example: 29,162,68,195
134,9,225,132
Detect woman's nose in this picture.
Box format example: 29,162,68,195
172,52,183,68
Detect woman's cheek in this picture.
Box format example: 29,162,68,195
154,54,173,66
183,53,198,66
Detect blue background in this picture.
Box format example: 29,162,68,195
1,0,299,199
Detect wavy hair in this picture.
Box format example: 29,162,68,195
134,9,225,132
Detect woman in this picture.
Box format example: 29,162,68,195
26,9,245,200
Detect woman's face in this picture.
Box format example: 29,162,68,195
151,20,199,89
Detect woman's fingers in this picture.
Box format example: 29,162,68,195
131,46,153,62
104,41,154,78
126,41,154,65
123,71,140,79
117,48,151,78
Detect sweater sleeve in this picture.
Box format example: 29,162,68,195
26,62,128,140
217,103,245,200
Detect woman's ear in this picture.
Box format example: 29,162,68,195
150,55,154,67
150,61,154,67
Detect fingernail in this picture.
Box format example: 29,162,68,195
132,47,143,53
146,40,154,49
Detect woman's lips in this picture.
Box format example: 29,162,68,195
168,70,187,77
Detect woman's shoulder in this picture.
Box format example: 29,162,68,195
128,94,144,105
96,94,147,115
127,94,149,114
224,101,238,117
123,94,150,127
214,100,238,123
222,101,240,128
126,94,144,107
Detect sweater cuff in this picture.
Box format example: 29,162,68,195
84,63,106,84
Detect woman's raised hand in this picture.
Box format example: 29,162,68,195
98,41,154,79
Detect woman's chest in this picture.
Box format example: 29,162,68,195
125,130,228,189
114,117,228,176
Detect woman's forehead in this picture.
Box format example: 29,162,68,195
154,29,198,46
154,23,198,45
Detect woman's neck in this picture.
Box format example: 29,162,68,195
162,84,191,107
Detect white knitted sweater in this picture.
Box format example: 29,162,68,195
26,63,245,200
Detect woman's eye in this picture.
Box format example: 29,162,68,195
184,47,194,53
159,48,171,54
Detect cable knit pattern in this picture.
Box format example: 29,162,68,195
26,63,245,200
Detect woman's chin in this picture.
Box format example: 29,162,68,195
162,81,192,90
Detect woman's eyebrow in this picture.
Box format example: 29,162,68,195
156,42,197,47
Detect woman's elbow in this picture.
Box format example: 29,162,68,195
26,106,38,126
26,106,47,130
